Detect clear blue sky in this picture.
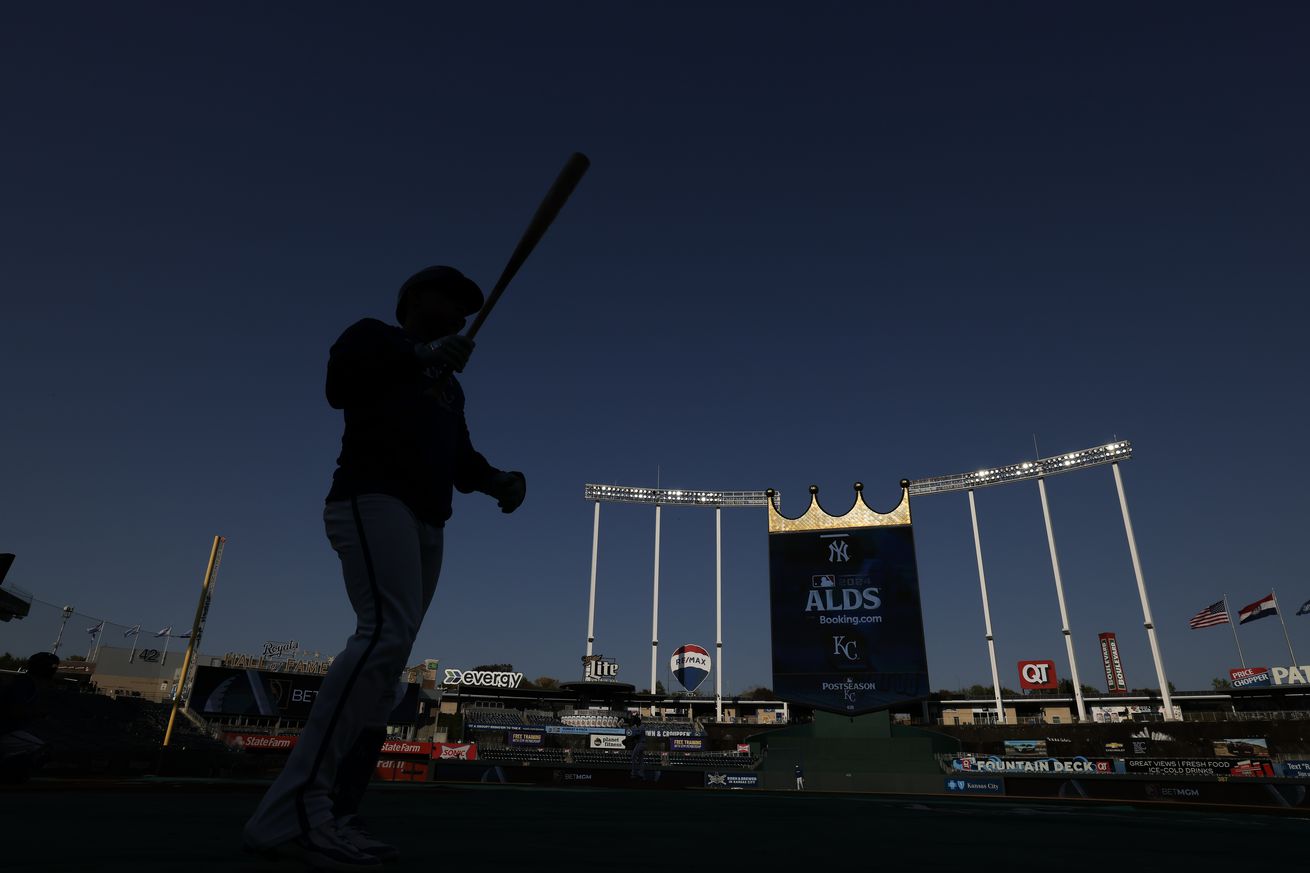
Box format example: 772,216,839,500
2,2,1307,694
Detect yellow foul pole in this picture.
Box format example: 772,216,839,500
163,535,225,747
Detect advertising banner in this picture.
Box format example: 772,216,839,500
1017,660,1059,691
1121,758,1276,778
373,759,426,782
193,666,323,719
736,744,752,754
669,737,705,751
1003,739,1048,757
193,666,418,724
670,644,711,693
531,724,625,736
379,739,432,756
1280,761,1310,778
1099,633,1127,693
705,772,760,788
589,735,627,750
945,777,1003,795
1270,665,1310,685
1230,667,1272,688
442,669,523,688
507,730,545,747
768,521,929,714
223,733,297,751
948,755,1112,775
1213,738,1270,759
431,742,478,761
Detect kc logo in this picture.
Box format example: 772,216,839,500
832,635,859,661
1017,659,1059,690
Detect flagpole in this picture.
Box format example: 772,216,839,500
128,627,139,664
1223,594,1245,668
1272,588,1298,666
162,631,170,666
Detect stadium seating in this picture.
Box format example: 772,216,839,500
463,707,527,726
559,708,625,728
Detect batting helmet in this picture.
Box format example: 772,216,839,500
395,266,484,324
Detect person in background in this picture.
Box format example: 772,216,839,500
0,652,59,783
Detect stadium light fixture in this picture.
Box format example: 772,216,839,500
581,483,775,721
583,484,776,507
906,441,1133,496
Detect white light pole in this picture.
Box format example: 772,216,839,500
581,484,775,703
967,489,1005,724
908,441,1137,722
1037,476,1086,722
1111,461,1176,719
715,506,723,721
585,501,600,657
650,503,661,695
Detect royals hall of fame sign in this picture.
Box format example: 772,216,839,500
766,484,930,715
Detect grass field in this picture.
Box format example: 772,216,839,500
3,780,1309,871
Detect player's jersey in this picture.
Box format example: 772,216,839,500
325,318,495,526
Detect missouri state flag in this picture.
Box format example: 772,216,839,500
1238,593,1278,625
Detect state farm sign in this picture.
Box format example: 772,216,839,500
379,740,432,756
224,733,297,751
1017,660,1059,690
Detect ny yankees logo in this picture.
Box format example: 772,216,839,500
828,540,849,563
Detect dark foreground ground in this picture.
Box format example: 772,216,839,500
3,780,1309,872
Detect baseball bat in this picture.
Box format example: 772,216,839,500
465,151,591,340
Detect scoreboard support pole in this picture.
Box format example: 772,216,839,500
967,489,1006,725
715,506,723,721
1037,478,1087,722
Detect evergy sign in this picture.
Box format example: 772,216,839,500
443,669,524,688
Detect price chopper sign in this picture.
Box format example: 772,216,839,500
766,484,930,715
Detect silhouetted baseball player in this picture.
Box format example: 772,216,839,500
243,266,525,870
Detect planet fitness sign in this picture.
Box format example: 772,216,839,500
767,488,930,714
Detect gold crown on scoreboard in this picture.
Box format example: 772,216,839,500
765,481,911,534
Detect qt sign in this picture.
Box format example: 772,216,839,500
1017,660,1059,690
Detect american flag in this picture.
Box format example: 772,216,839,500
1189,600,1230,629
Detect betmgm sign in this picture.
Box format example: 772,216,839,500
766,482,930,715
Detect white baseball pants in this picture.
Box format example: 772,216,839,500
243,494,442,849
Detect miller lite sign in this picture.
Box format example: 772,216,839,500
1017,659,1059,690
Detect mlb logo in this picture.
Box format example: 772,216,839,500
812,575,836,589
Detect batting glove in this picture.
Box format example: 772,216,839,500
488,470,526,514
417,335,475,372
